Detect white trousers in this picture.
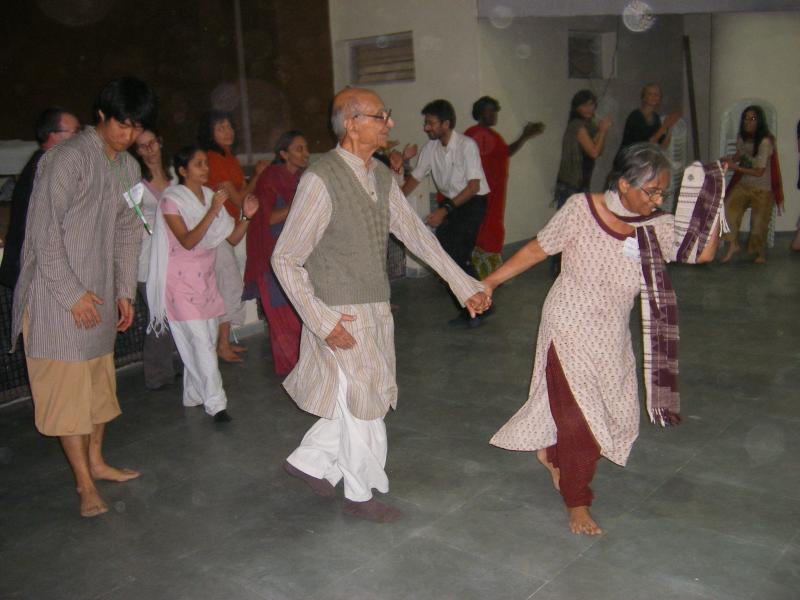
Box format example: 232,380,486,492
287,352,389,502
170,318,227,416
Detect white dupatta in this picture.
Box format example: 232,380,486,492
146,184,234,335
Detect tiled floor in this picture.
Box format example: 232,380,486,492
1,239,798,599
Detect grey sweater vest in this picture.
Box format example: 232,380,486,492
305,151,392,306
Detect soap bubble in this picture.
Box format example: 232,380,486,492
515,43,532,59
622,0,656,33
489,5,514,30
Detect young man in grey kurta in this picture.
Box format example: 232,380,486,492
272,88,489,522
11,77,157,518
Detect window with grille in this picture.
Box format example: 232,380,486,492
349,32,415,85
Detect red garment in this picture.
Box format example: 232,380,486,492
727,134,784,213
464,125,509,254
544,343,600,508
244,164,302,375
207,149,245,219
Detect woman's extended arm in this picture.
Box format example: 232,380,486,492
483,238,548,296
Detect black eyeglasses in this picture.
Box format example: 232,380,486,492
356,109,392,124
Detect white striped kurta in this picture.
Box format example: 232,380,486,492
11,127,142,361
272,146,483,420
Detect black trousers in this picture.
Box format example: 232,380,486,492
435,194,487,279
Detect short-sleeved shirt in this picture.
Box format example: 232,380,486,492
737,136,773,190
161,196,225,322
411,130,489,199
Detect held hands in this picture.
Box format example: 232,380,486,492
424,207,447,228
665,411,682,426
325,314,357,350
71,291,104,329
241,193,259,219
116,298,134,332
464,291,492,318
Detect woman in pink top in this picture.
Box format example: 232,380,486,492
147,145,257,422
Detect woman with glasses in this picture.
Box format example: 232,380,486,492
243,130,309,375
720,105,784,264
130,129,180,389
483,143,723,536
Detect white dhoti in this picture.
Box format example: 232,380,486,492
287,350,389,502
170,318,227,416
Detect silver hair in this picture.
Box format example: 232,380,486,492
607,142,671,192
330,94,368,140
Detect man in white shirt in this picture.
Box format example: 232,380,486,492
402,99,490,324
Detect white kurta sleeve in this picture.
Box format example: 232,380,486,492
387,179,483,305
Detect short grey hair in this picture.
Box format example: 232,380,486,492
606,142,671,192
330,95,369,140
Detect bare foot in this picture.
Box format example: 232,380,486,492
218,347,244,363
283,461,335,498
77,486,109,518
720,243,739,263
568,506,603,535
230,344,248,353
537,448,560,491
754,254,767,264
90,463,141,482
342,497,404,523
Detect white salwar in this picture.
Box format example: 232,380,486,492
146,184,234,417
287,349,389,502
170,318,226,416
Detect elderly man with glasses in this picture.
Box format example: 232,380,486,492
272,87,490,522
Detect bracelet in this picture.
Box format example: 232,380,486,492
442,198,456,213
241,215,251,222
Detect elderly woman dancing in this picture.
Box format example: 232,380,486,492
484,143,725,535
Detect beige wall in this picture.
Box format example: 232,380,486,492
328,0,481,150
479,15,685,243
710,11,800,231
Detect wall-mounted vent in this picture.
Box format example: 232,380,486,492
350,31,415,85
568,31,617,79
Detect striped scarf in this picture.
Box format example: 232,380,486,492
607,161,726,426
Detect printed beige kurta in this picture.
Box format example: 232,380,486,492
490,195,674,466
272,147,483,421
11,127,142,361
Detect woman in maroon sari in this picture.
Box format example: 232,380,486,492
244,131,309,375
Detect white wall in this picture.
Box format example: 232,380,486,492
479,15,685,243
328,0,481,152
709,11,800,231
